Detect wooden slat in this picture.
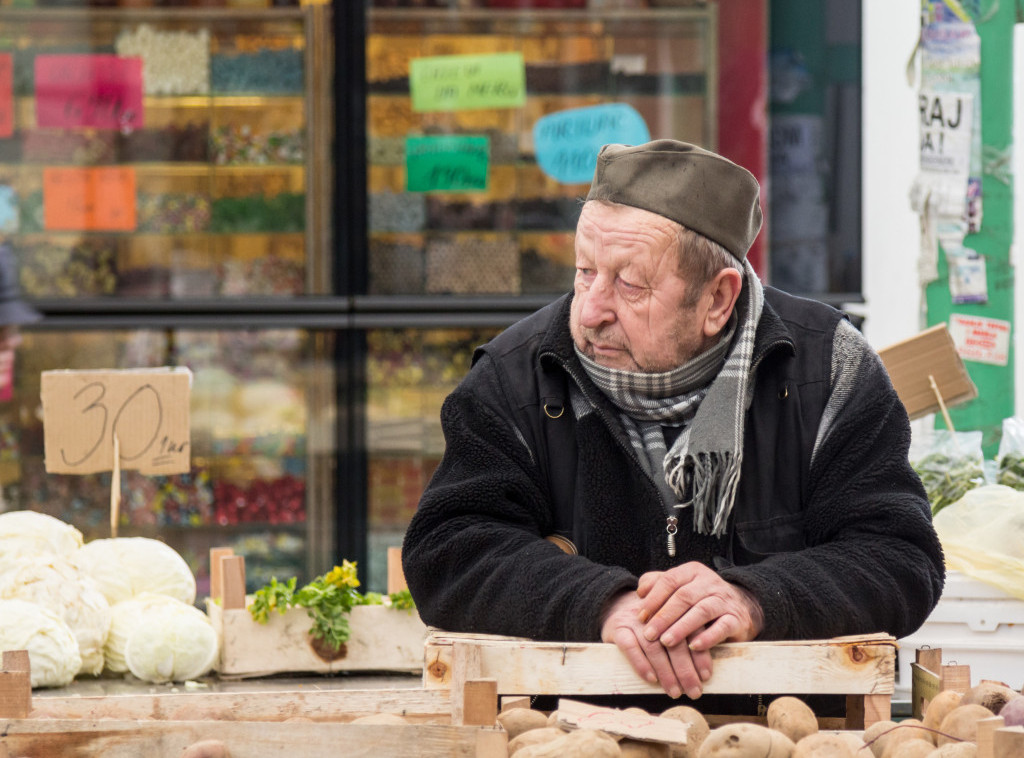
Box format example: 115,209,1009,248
424,633,896,697
0,719,505,758
220,555,247,611
994,726,1024,758
978,716,1006,758
0,651,31,719
461,680,498,727
31,687,450,724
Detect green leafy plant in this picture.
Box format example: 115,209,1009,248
249,560,416,652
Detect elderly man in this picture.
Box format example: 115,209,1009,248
402,140,944,703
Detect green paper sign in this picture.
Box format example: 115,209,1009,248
406,135,490,193
409,52,526,113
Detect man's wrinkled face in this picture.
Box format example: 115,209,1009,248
570,202,713,373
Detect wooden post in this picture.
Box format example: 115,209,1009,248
915,647,942,674
461,679,498,727
450,641,483,726
940,664,972,693
0,650,31,719
845,693,891,729
209,547,235,601
977,716,1005,758
994,726,1024,758
387,546,407,595
221,555,247,611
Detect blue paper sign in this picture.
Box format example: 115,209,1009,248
533,103,650,184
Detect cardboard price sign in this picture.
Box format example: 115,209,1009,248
41,368,191,475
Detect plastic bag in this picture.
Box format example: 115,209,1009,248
996,417,1024,490
909,429,986,516
933,484,1024,600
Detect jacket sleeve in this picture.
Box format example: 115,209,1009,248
401,354,637,641
719,321,945,641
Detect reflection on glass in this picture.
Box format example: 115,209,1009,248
365,327,499,589
0,328,335,598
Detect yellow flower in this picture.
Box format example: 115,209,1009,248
324,560,360,589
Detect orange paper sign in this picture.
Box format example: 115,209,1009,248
43,167,137,231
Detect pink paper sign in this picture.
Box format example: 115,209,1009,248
34,54,143,131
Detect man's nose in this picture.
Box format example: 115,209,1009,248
579,275,615,328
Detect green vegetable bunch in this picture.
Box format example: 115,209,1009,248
249,560,416,652
912,452,985,516
998,453,1024,491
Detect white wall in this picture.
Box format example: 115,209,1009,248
860,1,923,351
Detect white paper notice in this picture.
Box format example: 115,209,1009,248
919,90,974,179
948,314,1011,366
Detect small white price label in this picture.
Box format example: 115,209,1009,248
42,368,191,475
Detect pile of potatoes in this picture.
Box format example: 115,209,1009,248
491,679,1024,758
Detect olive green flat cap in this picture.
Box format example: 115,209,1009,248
585,139,763,261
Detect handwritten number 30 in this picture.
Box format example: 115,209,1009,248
60,382,162,467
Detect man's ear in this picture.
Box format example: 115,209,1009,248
702,267,744,337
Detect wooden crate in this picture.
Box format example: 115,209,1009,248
208,547,427,677
1,651,506,758
424,630,899,729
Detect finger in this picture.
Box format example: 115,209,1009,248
636,569,667,599
639,564,707,626
643,586,707,642
664,642,704,700
689,645,713,683
688,613,745,652
611,627,659,687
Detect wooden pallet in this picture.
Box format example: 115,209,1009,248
424,629,899,729
0,651,505,758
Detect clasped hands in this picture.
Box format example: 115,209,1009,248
599,561,764,700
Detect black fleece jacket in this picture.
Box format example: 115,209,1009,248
402,288,945,643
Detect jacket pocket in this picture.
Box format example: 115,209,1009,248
734,512,806,559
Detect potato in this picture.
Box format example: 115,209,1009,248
936,704,994,746
879,719,927,758
888,738,937,758
349,712,408,725
863,721,899,758
998,694,1024,727
767,697,819,744
960,681,1018,715
497,707,550,739
620,739,671,757
697,723,795,758
922,691,963,737
792,732,855,757
516,728,623,757
925,744,977,757
661,704,710,758
508,727,567,756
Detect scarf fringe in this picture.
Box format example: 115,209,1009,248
668,451,742,537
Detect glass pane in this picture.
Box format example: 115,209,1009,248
365,6,716,296
0,7,332,299
0,328,336,597
364,326,500,590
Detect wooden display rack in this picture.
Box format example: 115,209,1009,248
0,651,505,758
207,547,428,678
424,629,900,729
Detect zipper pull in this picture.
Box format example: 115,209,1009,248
666,515,678,558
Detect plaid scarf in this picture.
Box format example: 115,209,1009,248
576,260,764,536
